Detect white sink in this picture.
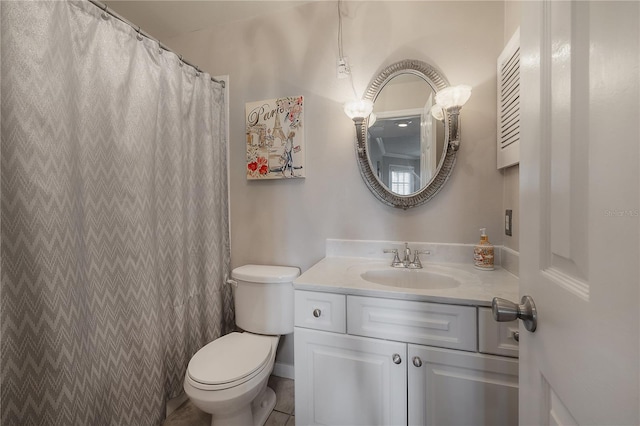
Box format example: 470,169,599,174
360,268,461,290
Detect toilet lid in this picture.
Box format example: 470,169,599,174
187,333,272,386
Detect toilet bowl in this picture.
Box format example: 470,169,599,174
184,332,279,426
183,265,299,426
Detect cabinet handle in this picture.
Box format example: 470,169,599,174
312,308,321,318
392,353,402,364
412,356,422,367
512,331,520,342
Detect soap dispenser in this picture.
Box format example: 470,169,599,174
473,228,494,270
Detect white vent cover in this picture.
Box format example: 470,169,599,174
497,28,520,169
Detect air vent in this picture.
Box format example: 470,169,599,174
497,28,520,169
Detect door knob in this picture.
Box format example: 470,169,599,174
392,353,402,364
491,295,537,332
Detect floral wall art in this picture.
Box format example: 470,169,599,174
245,96,305,179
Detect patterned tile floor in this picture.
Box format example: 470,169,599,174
163,376,295,426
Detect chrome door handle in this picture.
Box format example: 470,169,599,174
491,295,537,332
312,309,321,318
392,353,402,364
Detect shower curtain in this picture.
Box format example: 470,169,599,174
1,1,233,424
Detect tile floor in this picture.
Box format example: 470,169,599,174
163,376,295,426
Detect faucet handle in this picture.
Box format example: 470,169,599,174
383,249,404,268
409,250,431,269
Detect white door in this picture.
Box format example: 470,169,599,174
420,94,437,185
518,1,639,424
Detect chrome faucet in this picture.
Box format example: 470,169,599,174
402,243,412,267
384,243,430,269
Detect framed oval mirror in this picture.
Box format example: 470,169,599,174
355,59,458,209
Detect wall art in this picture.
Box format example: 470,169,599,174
245,96,305,179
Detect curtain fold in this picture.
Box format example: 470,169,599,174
1,1,232,424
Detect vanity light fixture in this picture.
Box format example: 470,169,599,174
344,99,374,155
430,105,444,122
435,84,472,109
343,99,374,121
434,84,472,151
338,1,377,146
368,112,377,127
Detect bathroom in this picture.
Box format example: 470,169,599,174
1,1,638,425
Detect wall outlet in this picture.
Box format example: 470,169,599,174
337,58,350,79
505,209,513,236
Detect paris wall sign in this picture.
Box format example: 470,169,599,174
245,96,305,180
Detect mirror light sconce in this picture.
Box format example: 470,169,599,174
433,84,472,151
344,99,374,155
430,104,445,121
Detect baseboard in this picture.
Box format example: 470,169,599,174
272,361,295,380
166,392,189,418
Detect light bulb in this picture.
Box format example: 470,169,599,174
435,85,472,109
367,112,377,127
430,105,444,121
344,99,374,119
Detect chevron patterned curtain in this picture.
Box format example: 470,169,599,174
1,1,233,424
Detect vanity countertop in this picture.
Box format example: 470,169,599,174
294,256,519,307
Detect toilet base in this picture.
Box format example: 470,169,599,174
209,386,276,426
251,386,276,426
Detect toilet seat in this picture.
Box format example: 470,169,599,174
187,332,273,391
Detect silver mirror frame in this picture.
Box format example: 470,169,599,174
355,59,459,210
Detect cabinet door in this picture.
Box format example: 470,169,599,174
408,345,518,426
294,328,407,426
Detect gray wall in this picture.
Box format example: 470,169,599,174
166,1,506,366
502,0,521,252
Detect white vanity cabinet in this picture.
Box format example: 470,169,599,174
407,345,518,426
295,328,408,426
294,290,519,426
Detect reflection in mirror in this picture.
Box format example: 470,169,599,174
366,74,446,195
354,59,459,209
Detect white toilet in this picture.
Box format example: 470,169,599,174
183,264,299,426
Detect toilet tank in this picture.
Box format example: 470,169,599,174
231,264,300,335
